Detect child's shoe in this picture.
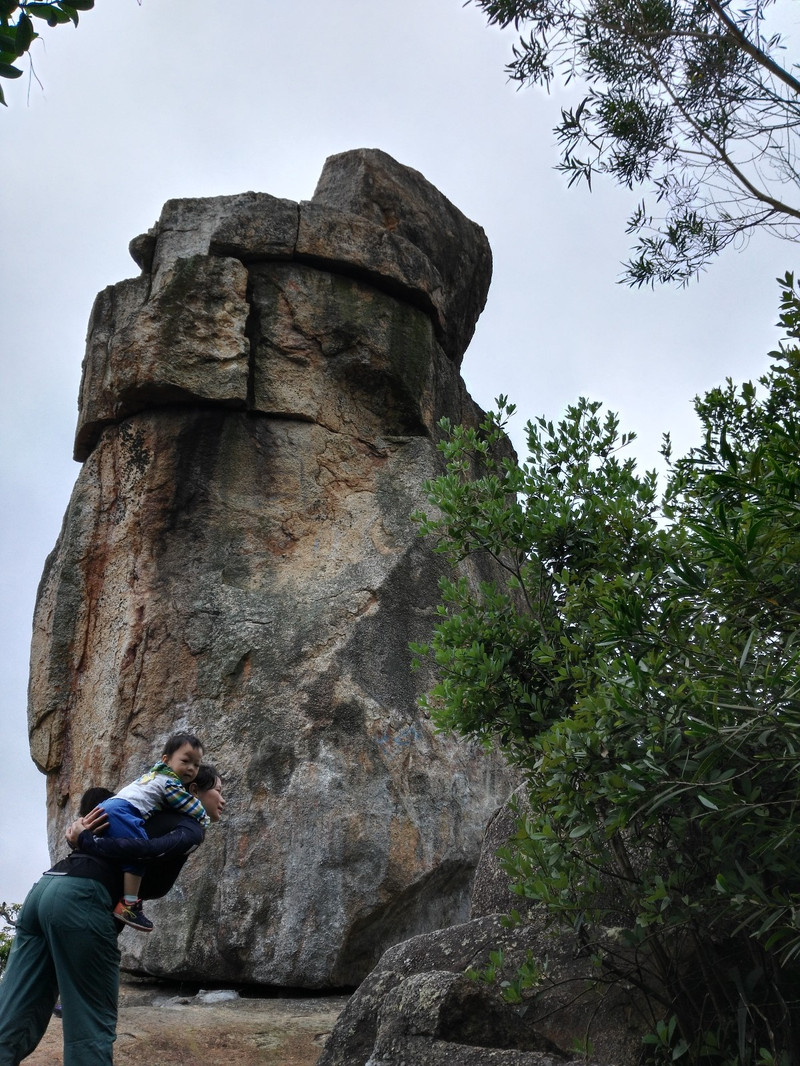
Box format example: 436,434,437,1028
113,897,154,932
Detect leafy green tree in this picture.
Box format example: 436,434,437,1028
414,274,800,1061
472,0,800,286
0,902,20,977
0,1,95,106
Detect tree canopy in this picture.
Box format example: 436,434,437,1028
0,1,95,106
415,273,800,1061
473,0,800,285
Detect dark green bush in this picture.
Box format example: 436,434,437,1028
414,274,800,1063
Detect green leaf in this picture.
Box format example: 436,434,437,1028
739,629,755,670
26,3,69,25
0,59,22,77
58,3,80,27
14,11,32,53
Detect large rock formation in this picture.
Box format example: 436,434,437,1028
28,149,516,987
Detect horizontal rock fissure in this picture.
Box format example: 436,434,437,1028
287,253,443,343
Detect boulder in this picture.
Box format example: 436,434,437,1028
74,152,490,463
28,151,515,988
74,256,251,461
318,914,644,1066
312,148,493,363
319,782,656,1066
469,787,528,920
365,971,574,1066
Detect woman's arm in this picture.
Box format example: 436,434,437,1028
76,819,205,861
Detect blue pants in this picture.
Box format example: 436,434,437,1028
0,875,120,1066
100,797,147,877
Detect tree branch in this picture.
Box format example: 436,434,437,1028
704,0,800,98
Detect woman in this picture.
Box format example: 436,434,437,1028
0,765,225,1066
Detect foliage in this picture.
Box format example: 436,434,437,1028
467,944,546,1003
471,0,800,286
414,273,800,1061
0,1,95,106
0,902,20,978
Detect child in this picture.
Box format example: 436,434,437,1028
99,732,210,932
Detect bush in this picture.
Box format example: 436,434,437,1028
0,903,20,978
414,274,800,1063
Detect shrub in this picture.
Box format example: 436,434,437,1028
0,903,20,978
414,274,800,1063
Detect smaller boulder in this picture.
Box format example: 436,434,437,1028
318,912,648,1066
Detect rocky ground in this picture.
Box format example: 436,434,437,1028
23,978,350,1066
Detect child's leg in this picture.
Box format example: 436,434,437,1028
98,798,146,844
122,872,142,901
98,800,153,930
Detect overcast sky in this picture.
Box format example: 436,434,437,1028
0,0,793,905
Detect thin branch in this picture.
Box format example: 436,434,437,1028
704,0,800,98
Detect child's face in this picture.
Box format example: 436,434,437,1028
163,742,203,785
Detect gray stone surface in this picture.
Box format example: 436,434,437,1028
318,913,648,1066
75,255,250,460
365,971,574,1066
312,148,492,364
470,786,530,920
29,151,515,989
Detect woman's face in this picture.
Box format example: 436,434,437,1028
195,777,225,822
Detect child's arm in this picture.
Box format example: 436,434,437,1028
162,778,211,827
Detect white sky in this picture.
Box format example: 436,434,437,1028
0,0,793,905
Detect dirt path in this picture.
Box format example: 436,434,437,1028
21,980,350,1066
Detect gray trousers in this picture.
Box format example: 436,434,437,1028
0,874,120,1066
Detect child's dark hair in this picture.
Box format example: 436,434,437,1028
192,764,219,792
163,732,203,757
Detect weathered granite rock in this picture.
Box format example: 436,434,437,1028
28,151,515,988
469,788,527,920
365,971,578,1066
312,149,492,363
74,256,251,461
318,769,656,1066
318,914,643,1066
74,151,490,462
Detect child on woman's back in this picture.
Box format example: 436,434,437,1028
99,732,210,931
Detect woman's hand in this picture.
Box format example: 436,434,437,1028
65,805,109,848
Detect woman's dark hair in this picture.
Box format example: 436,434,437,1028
79,786,114,816
163,732,203,757
192,763,220,792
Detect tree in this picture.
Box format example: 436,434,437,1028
0,902,20,976
414,273,800,1061
0,1,95,107
472,0,800,286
